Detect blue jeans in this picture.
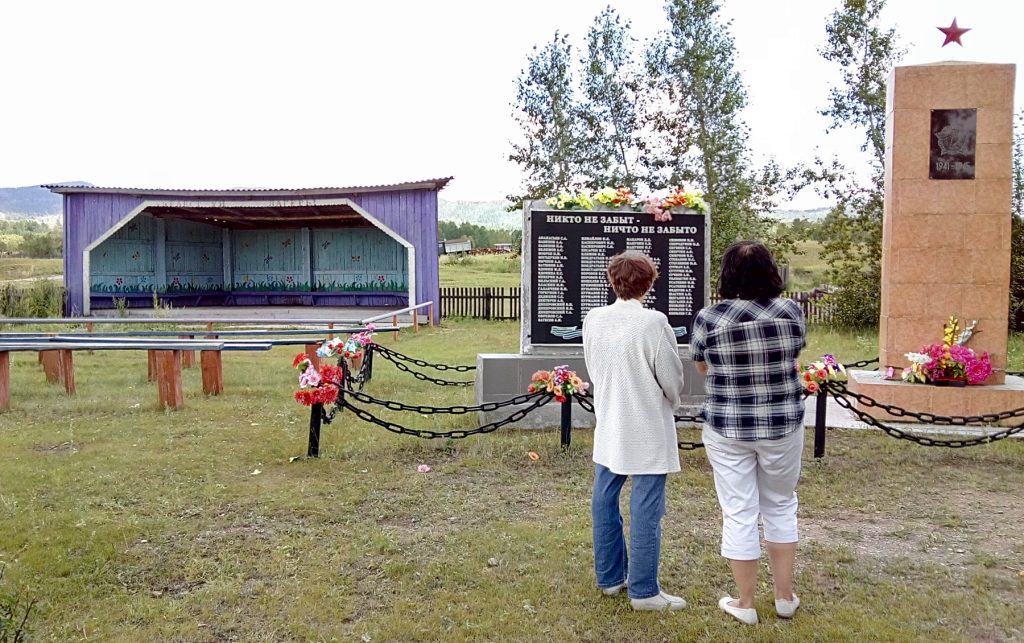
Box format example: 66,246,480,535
591,463,667,599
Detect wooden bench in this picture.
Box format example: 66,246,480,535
0,340,270,411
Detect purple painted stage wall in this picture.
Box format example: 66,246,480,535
61,188,441,322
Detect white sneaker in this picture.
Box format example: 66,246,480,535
630,591,688,611
719,596,758,624
775,593,800,618
600,580,627,596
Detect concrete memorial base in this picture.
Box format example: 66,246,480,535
846,369,1024,427
476,353,705,429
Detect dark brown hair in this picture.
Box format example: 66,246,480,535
607,251,658,300
718,240,784,300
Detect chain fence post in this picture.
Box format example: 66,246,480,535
307,403,322,458
813,387,828,458
560,395,572,449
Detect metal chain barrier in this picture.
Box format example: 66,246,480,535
843,357,879,369
825,381,1024,448
345,388,546,415
339,394,553,439
371,344,475,386
573,392,705,451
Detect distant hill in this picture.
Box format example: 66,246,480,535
0,184,67,218
438,199,519,230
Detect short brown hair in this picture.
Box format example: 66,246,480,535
606,251,658,300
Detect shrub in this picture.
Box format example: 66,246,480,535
826,263,880,330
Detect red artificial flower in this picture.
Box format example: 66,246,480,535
292,353,309,368
320,365,344,385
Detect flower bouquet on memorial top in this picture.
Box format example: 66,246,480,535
291,353,344,406
528,365,589,404
544,185,708,221
316,324,375,373
640,186,709,222
798,354,847,394
902,315,992,385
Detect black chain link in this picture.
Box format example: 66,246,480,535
573,393,704,450
828,380,1024,426
372,345,474,386
345,388,546,414
373,344,476,371
843,357,880,369
825,381,1024,448
339,394,553,439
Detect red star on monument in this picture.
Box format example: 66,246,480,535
938,18,970,47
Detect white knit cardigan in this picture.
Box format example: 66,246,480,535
582,298,685,475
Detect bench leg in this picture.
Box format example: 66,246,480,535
304,343,321,369
154,350,184,409
179,337,196,369
200,350,223,395
59,349,75,395
148,350,156,382
0,352,9,411
40,350,62,383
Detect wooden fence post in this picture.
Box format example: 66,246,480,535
428,302,435,326
412,308,419,332
392,315,399,341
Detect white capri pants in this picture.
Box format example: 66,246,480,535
702,426,804,560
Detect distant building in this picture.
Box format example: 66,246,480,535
494,243,513,253
440,238,472,255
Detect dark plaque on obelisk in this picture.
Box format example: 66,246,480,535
929,108,976,180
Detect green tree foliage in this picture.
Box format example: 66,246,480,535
1009,112,1024,330
806,0,903,328
646,0,792,272
578,6,647,190
0,219,62,258
507,32,586,208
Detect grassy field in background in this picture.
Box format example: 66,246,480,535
1,320,1023,641
439,254,522,289
0,257,62,281
783,240,829,291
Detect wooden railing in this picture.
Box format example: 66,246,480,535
440,287,833,324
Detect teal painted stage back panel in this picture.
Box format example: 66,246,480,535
313,228,407,291
167,219,224,290
90,214,156,292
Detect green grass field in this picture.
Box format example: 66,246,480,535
1,321,1023,641
0,258,62,281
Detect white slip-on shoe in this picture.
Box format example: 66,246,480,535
775,593,800,618
630,591,688,611
719,596,758,624
600,580,627,597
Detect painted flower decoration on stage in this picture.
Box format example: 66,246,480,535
798,354,847,394
316,324,376,360
527,365,589,403
594,187,634,208
291,353,344,406
902,316,991,385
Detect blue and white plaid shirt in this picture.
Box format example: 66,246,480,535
690,297,806,441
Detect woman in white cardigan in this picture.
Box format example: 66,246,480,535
582,250,687,611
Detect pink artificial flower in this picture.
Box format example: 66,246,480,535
417,464,431,473
805,381,820,394
299,366,321,388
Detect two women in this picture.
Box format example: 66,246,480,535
585,241,806,623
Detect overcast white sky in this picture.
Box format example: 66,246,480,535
1,0,1021,209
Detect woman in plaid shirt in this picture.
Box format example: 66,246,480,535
690,240,806,625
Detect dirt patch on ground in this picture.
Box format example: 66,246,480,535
31,441,79,455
